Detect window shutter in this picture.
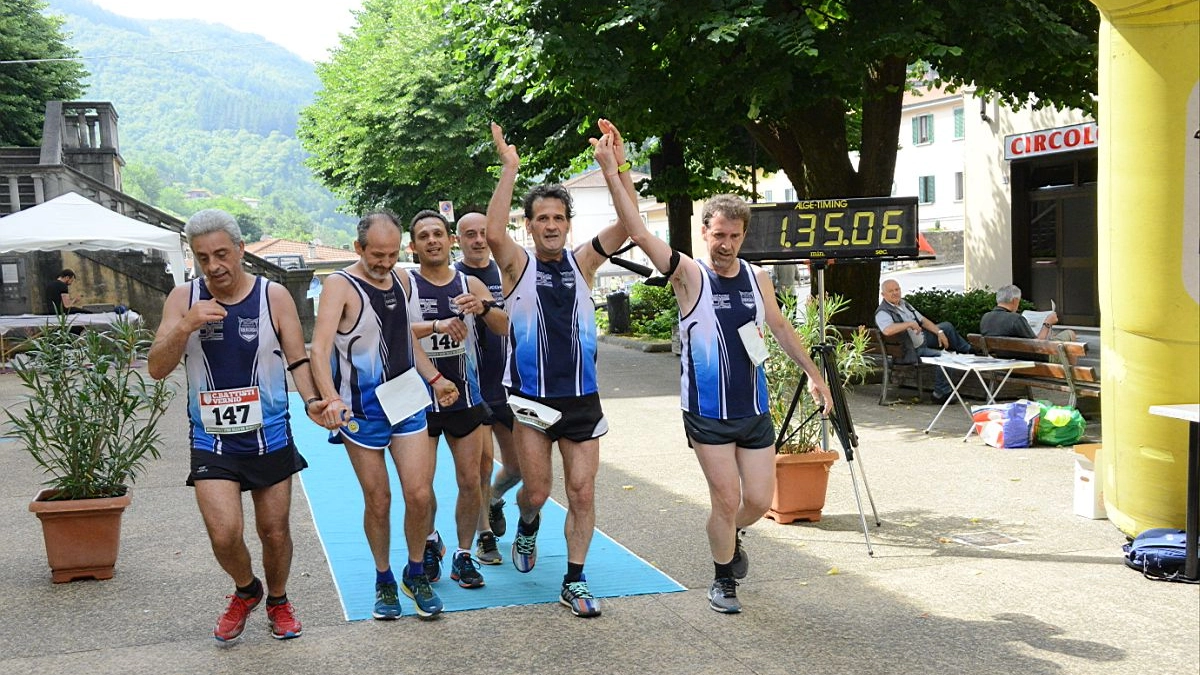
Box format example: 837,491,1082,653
912,118,919,145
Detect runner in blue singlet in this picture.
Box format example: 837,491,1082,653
309,212,459,620
593,120,832,615
481,123,637,618
456,212,521,564
407,209,509,590
149,209,328,642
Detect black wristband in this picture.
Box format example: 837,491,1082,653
287,357,310,372
304,397,321,408
480,301,493,317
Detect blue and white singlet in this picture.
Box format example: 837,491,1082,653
679,260,768,419
185,276,292,455
504,248,598,398
408,269,484,412
329,269,416,421
455,259,507,406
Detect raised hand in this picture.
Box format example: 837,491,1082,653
597,118,626,164
589,132,618,174
491,122,519,170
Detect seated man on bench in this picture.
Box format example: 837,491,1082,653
875,279,971,404
980,284,1075,341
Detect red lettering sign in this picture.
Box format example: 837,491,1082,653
1004,122,1098,160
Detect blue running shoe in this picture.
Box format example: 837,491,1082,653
511,529,538,573
401,568,443,618
560,575,601,618
423,531,446,582
373,581,402,620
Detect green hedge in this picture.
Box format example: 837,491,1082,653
905,287,1033,336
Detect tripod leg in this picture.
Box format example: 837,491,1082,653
847,445,882,527
844,458,875,556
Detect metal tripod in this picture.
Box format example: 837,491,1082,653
774,262,881,555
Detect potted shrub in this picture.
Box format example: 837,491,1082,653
7,314,174,582
763,292,873,523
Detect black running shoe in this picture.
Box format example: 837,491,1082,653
730,529,749,580
488,498,507,537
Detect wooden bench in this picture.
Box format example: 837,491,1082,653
833,325,932,404
966,334,1100,407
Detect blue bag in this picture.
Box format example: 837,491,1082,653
1121,528,1198,583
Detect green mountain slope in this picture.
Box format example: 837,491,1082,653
45,0,355,243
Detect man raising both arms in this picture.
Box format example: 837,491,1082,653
484,123,633,618
309,211,459,620
454,211,521,564
591,121,831,614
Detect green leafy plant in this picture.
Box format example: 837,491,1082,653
629,282,678,340
6,316,175,500
904,287,1033,337
765,292,874,453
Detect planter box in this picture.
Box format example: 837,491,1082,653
29,489,131,583
765,450,838,524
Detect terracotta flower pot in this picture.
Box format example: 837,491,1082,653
28,488,131,583
765,450,838,524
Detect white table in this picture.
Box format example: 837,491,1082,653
1148,404,1199,581
921,354,1037,440
0,311,142,368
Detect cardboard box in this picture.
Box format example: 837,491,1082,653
1073,443,1106,519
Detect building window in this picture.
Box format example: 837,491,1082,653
784,188,796,201
953,107,965,140
954,172,963,201
912,114,934,145
764,189,774,202
918,175,936,204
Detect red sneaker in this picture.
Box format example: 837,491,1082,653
266,601,303,639
214,589,262,642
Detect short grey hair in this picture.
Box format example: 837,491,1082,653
996,284,1022,304
185,209,242,246
357,211,403,247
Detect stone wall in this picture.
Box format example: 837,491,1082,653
920,230,964,266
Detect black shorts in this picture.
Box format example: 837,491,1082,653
510,391,608,442
682,411,776,450
186,442,307,492
482,400,514,430
427,404,490,439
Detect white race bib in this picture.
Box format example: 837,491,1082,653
199,386,263,434
737,321,769,367
420,331,466,358
375,368,433,424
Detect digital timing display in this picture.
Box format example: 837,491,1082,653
740,197,919,262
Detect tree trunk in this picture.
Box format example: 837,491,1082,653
748,60,909,326
650,131,694,256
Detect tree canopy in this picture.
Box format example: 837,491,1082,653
299,0,502,218
0,0,87,146
301,0,1097,317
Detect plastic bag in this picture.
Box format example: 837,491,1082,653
971,399,1040,448
1035,400,1086,446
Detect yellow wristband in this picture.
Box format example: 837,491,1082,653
617,161,631,173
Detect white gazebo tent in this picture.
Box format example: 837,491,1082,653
0,192,186,285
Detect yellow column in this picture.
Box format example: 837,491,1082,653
1091,0,1199,534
